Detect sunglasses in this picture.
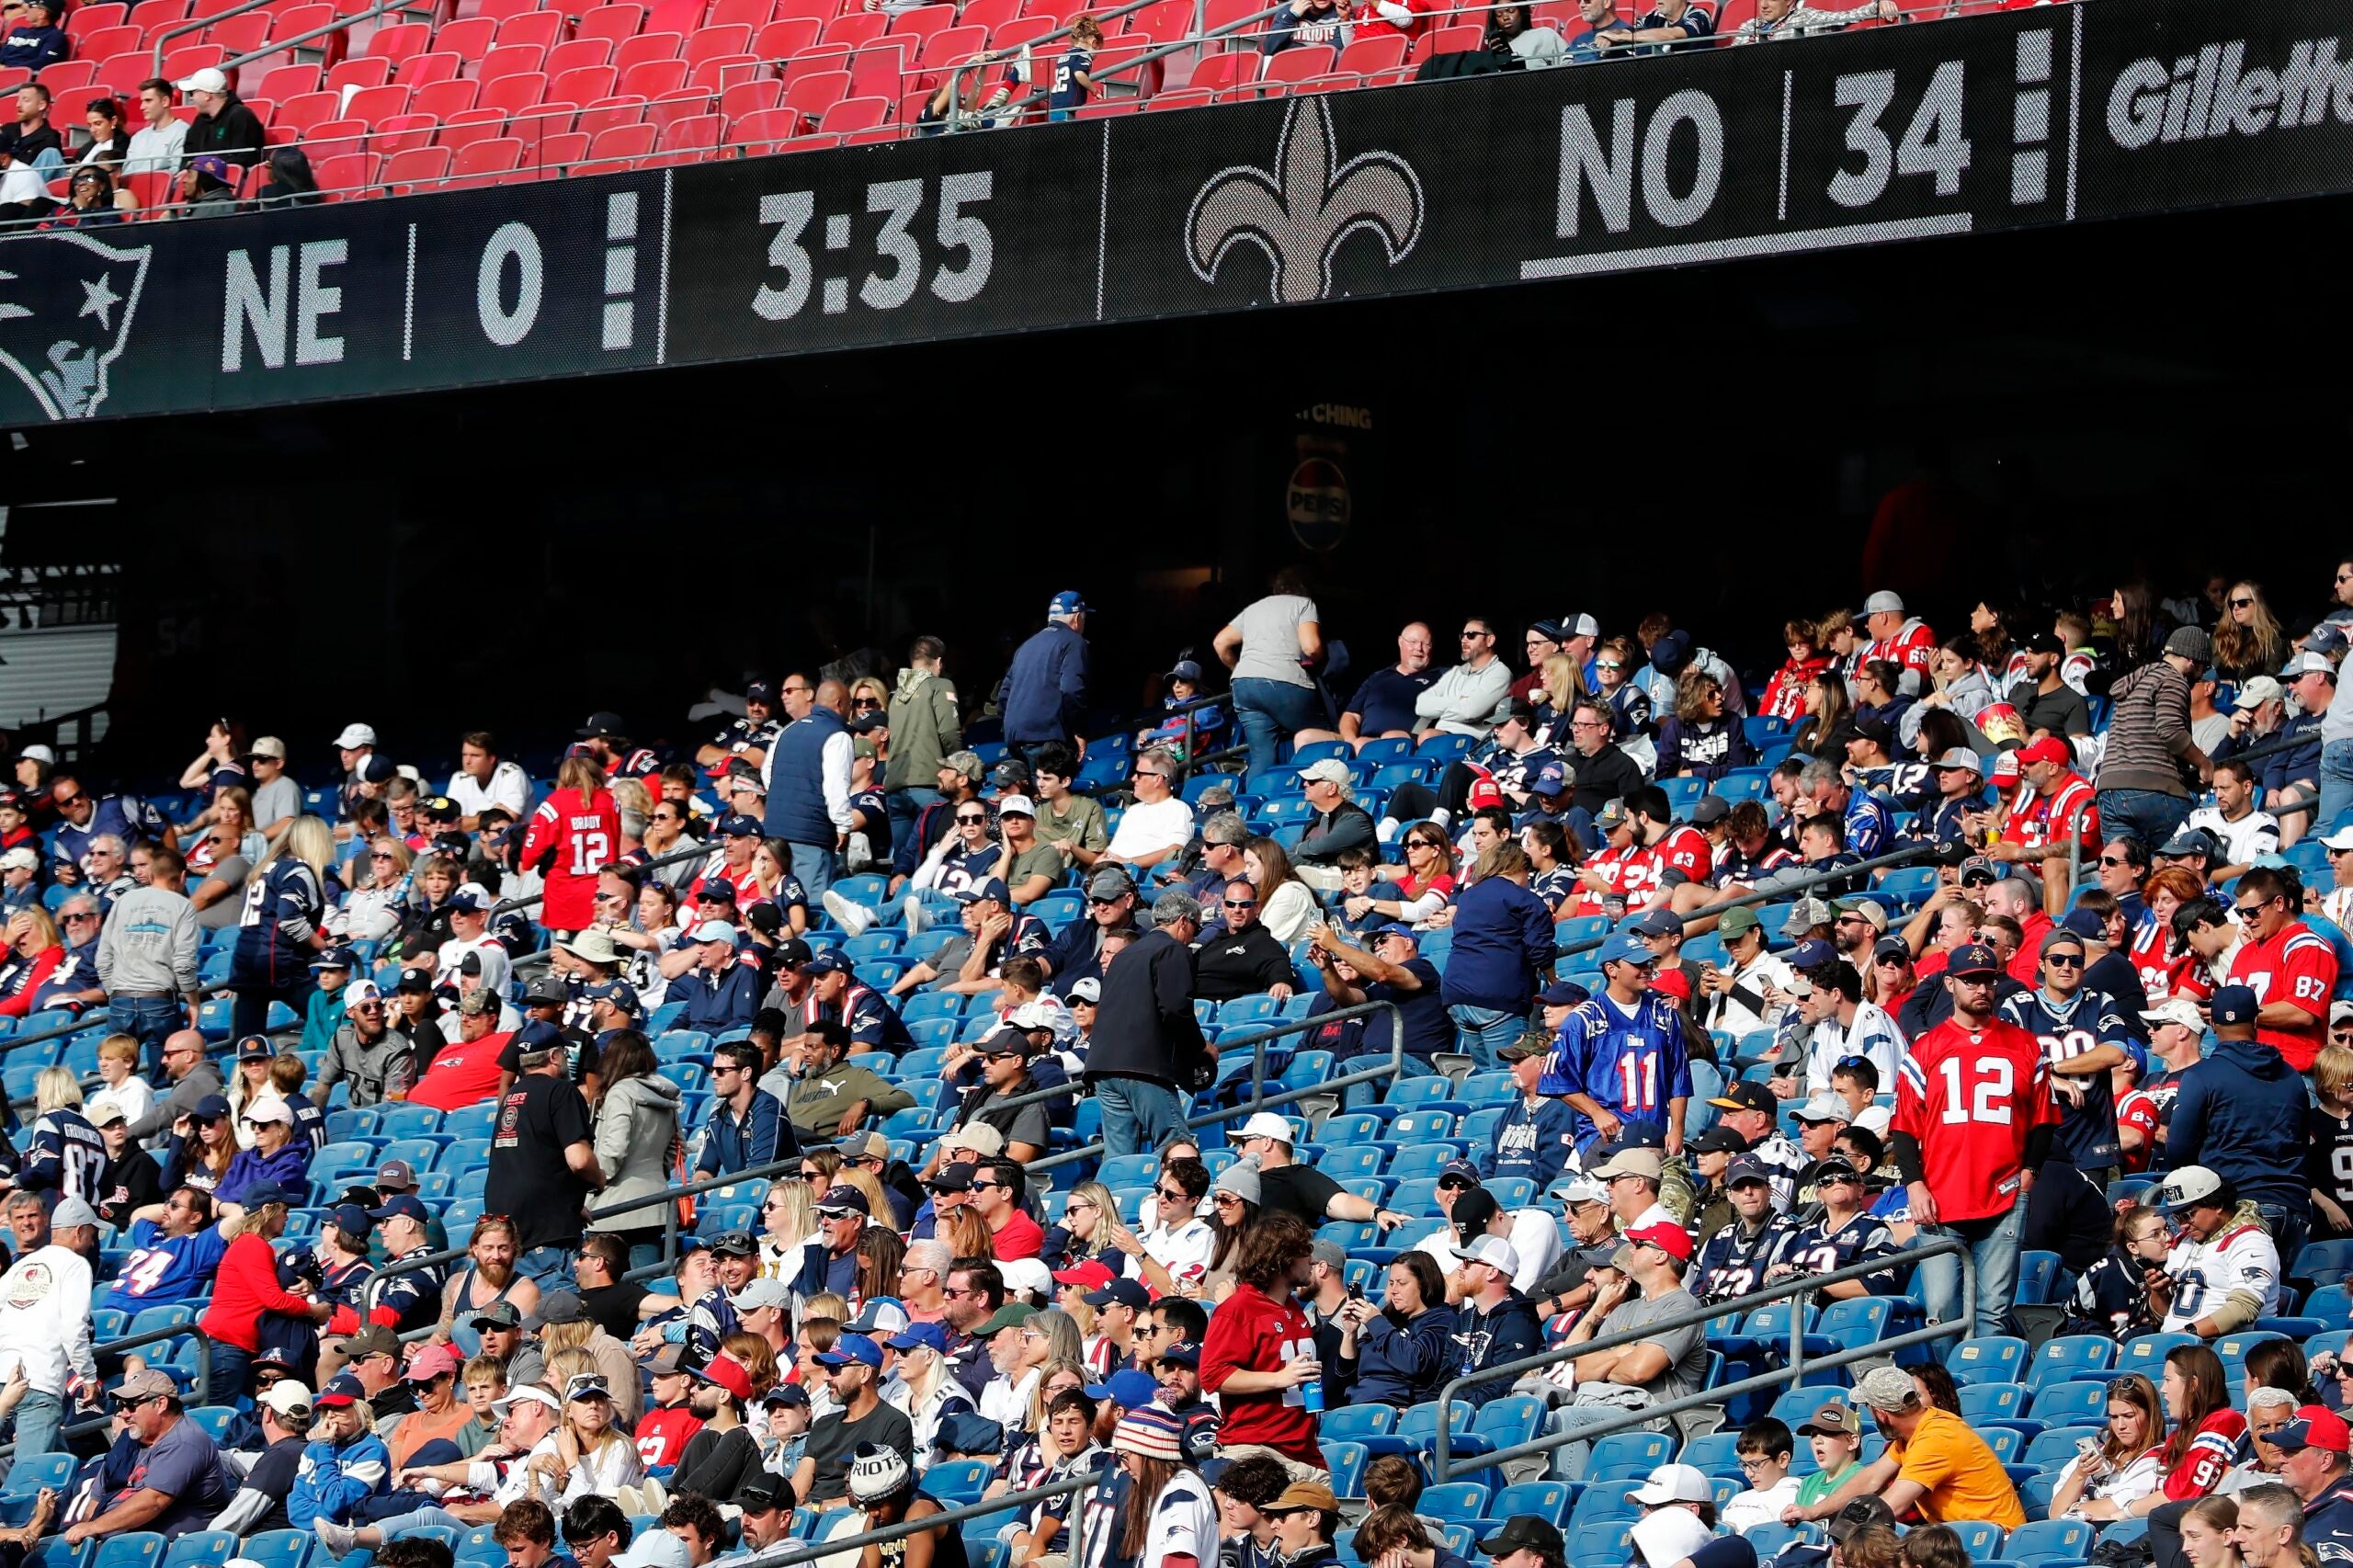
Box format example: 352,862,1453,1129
1405,837,1439,849
1223,899,1257,909
955,814,988,825
2234,902,2273,918
2097,855,2131,867
2044,952,2084,968
1156,1185,1188,1201
2232,597,2256,608
1211,1192,1244,1206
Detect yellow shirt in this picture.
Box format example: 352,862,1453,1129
1892,1406,2028,1530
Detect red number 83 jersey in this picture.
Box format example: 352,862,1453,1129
1892,1016,2057,1224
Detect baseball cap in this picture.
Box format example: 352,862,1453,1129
2273,1406,2353,1455
952,878,1011,906
376,1157,419,1189
1625,1222,1693,1262
2211,984,2260,1025
1946,942,2003,978
2159,824,2218,858
688,1354,754,1403
191,1093,232,1120
1872,935,1913,964
1597,931,1652,966
814,1186,870,1217
951,1122,1006,1158
1552,1173,1609,1206
995,794,1036,818
1709,1082,1774,1115
1929,746,1986,772
975,1303,1037,1338
309,947,358,972
1689,794,1731,825
2235,676,2287,710
1449,1234,1520,1275
1688,1125,1745,1155
1297,758,1353,787
885,1322,949,1354
1269,1479,1341,1514
313,1372,369,1408
521,972,572,1006
366,1192,429,1225
1052,1258,1119,1291
1589,1146,1664,1182
1477,1518,1566,1560
240,1098,292,1127
1594,797,1631,830
1724,1154,1774,1188
1086,1368,1160,1410
1497,1038,1548,1064
405,1344,463,1382
2138,998,2204,1031
1827,1496,1898,1544
694,921,740,948
731,1278,791,1312
109,1367,178,1404
1530,760,1568,798
1781,896,1835,935
257,1379,314,1417
85,1096,125,1127
1158,1337,1202,1367
2017,736,2075,768
1715,906,1759,939
1626,1463,1712,1506
1085,1278,1151,1312
1833,897,1888,933
2151,1165,2235,1211
1625,908,1681,938
1238,1110,1296,1144
1538,978,1590,1007
1798,1401,1861,1437
178,63,232,92
49,1196,99,1230
1792,1093,1853,1124
802,949,852,977
2039,926,2088,958
332,721,375,749
1048,590,1089,617
2285,652,2337,678
236,1032,278,1060
1067,977,1101,1003
0,847,34,874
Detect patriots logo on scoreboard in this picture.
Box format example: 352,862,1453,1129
0,231,152,422
1187,96,1424,304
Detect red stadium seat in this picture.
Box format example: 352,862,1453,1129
371,109,439,151
1088,41,1157,96
48,85,106,130
986,16,1053,46
303,115,371,154
495,9,565,47
342,82,411,120
550,62,616,99
643,83,709,126
686,52,759,91
509,98,578,138
717,74,780,126
310,149,372,194
448,133,520,181
655,108,719,150
537,128,588,163
396,51,461,86
1409,20,1476,57
846,42,908,97
1259,42,1331,82
611,28,679,67
885,3,950,46
478,69,544,110
478,41,544,78
269,3,346,67
1121,0,1186,39
779,64,844,123
915,20,983,62
773,0,836,23
158,41,223,80
574,3,645,41
64,3,129,40
1289,68,1355,90
814,91,882,131
411,74,480,115
644,0,704,33
1073,95,1136,114
438,105,508,147
39,62,95,93
75,22,142,61
842,121,893,142
574,92,645,134
1334,31,1403,71
365,17,431,57
952,0,1017,30
1142,82,1209,108
545,37,612,74
255,62,324,98
708,0,774,26
204,9,268,51
325,55,393,90
819,10,884,48
893,85,929,120
89,52,145,93
430,15,496,61
124,0,184,30
682,20,750,64
1183,50,1251,90
749,16,817,59
585,119,653,159
782,41,847,75
731,104,795,149
472,0,541,23
380,142,449,189
618,55,684,95
273,87,342,133
1203,0,1261,37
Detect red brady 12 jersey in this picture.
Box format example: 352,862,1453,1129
1892,1015,2057,1223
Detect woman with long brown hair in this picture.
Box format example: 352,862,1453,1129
590,1029,683,1273
2049,1371,2165,1520
519,755,620,935
2156,1346,2245,1504
854,1224,905,1310
2212,581,2288,685
1102,1406,1216,1568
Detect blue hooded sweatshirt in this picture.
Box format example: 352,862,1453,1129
2166,1035,2312,1216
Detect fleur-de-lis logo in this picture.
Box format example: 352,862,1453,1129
1186,96,1424,304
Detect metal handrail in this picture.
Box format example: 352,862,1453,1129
1430,1233,1973,1482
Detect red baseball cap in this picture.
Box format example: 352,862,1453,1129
1626,1222,1694,1263
1051,1259,1118,1290
2017,736,2074,768
2277,1405,2351,1455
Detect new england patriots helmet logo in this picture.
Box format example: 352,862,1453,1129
0,230,151,421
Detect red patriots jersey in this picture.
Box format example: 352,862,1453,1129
2001,773,2100,852
1893,1015,2057,1223
2131,922,2213,1005
1863,619,1937,685
2162,1408,2246,1500
1572,844,1662,917
2229,919,2337,1072
519,787,622,931
1653,825,1713,889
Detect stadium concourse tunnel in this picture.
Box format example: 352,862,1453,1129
2,186,2350,761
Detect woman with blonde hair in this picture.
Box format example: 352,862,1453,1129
2049,1371,2165,1519
1534,651,1589,739
540,1315,640,1423
0,907,63,1019
1657,669,1753,782
527,1371,644,1504
940,1206,994,1263
23,1065,98,1202
758,1178,818,1279
887,1321,977,1470
336,836,414,943
230,814,336,1038
1047,1180,1123,1272
2213,581,2288,685
519,756,620,937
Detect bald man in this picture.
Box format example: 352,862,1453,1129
761,674,854,899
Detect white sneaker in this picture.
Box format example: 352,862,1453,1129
317,1520,360,1558
904,894,931,937
823,888,872,938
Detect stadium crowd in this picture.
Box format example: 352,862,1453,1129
0,568,2342,1568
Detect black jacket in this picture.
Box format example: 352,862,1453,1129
1451,1290,1544,1408
1085,927,1204,1090
1566,744,1645,815
1190,923,1294,1003
1294,801,1378,867
186,94,267,165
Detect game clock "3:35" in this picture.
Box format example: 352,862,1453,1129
752,173,995,321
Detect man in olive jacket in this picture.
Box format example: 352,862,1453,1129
1086,890,1206,1158
883,637,962,841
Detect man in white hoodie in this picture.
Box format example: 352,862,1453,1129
0,1194,99,1454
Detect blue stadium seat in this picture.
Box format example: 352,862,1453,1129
93,1535,166,1568
2118,1331,2199,1378
2015,1250,2061,1305
1489,1482,1572,1525
0,1453,74,1498
1416,1484,1490,1523
244,1531,313,1568
2027,1335,2116,1391
926,1460,994,1505
2309,1285,2353,1328
1947,1335,2028,1385
2005,1519,2093,1566
164,1533,242,1568
2029,1381,2111,1425
1582,1430,1676,1483
1387,1144,1463,1182
2023,1426,2103,1470
1944,1522,2006,1561
1325,1440,1368,1501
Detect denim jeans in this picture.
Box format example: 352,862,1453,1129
10,1389,63,1458
233,983,312,1041
1097,1076,1186,1157
108,996,186,1079
887,787,942,846
1341,1052,1437,1111
1447,1004,1528,1072
376,1506,473,1541
2322,739,2353,841
517,1244,576,1288
1232,677,1324,778
2094,789,2193,858
1914,1203,2025,1338
208,1342,251,1407
2259,1202,2312,1279
788,841,838,901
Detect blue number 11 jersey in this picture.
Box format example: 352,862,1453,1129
1542,991,1693,1152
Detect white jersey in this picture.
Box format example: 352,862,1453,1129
1802,1000,1906,1096
2163,1218,2279,1334
2184,806,2280,869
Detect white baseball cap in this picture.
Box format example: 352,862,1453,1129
1237,1111,1295,1144
256,1380,314,1416
176,66,228,93
0,848,37,873
696,922,740,947
1626,1462,1714,1506
2234,676,2285,710
2139,998,2205,1032
240,1098,292,1127
1449,1234,1520,1275
995,795,1035,817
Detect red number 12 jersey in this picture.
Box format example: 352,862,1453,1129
1893,1016,2057,1223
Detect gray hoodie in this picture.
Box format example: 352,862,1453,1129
591,1073,683,1235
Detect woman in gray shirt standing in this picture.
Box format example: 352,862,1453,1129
1213,569,1331,777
